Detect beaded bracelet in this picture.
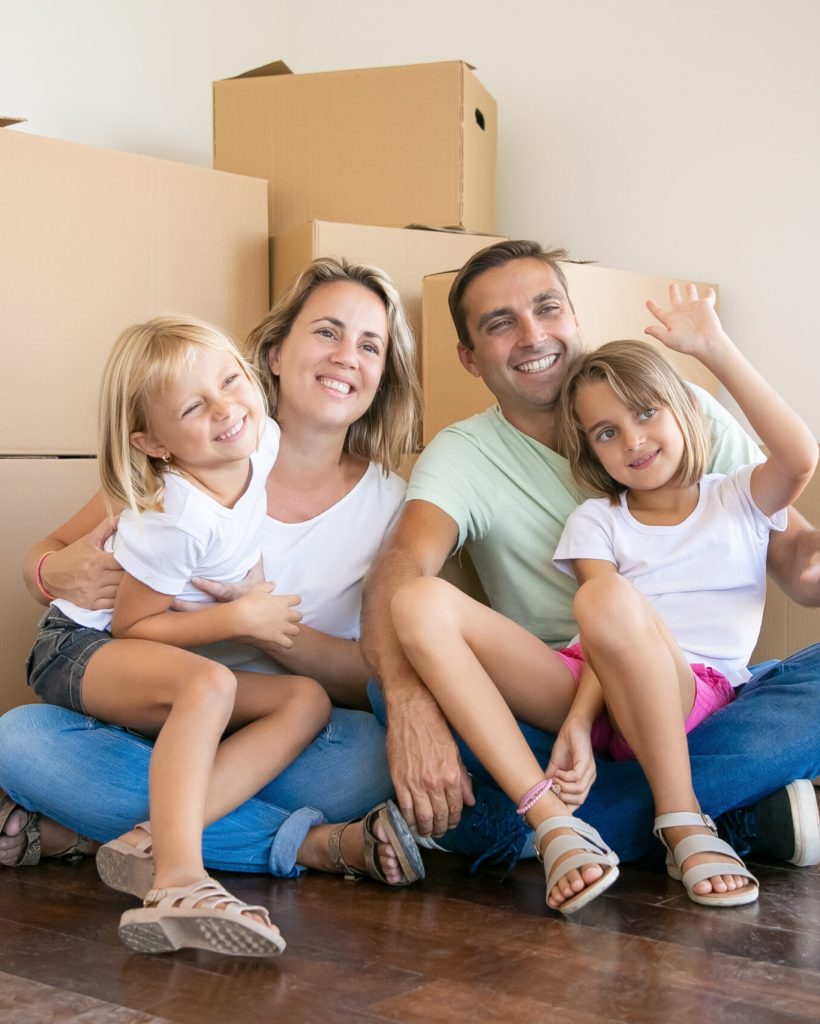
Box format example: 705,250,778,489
516,777,559,816
35,551,57,602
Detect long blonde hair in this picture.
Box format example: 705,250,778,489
98,316,266,514
246,257,421,472
557,339,710,502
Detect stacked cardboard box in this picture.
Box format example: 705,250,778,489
0,126,270,712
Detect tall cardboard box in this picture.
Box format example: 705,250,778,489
1,128,270,456
271,221,506,359
214,61,497,235
420,263,720,444
1,459,101,713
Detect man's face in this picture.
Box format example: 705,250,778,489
458,258,582,422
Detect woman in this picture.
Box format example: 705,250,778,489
0,257,423,886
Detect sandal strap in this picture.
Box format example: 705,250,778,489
143,876,272,925
653,811,717,837
0,795,41,867
327,819,365,880
534,815,619,892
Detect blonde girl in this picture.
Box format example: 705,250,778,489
391,284,816,915
26,316,331,956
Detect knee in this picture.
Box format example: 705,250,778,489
574,575,647,648
291,677,332,731
391,576,459,646
183,661,237,714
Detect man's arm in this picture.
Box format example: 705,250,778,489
361,499,475,836
767,506,820,607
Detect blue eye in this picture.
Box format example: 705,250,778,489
639,408,656,421
596,427,616,442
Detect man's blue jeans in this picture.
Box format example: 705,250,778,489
0,704,393,878
369,643,820,865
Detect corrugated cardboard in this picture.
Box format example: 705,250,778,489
271,221,506,358
421,263,720,444
214,60,497,235
753,452,820,662
0,458,101,714
1,128,270,456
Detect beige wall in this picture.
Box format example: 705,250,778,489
4,1,819,440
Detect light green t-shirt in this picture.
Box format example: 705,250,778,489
407,385,763,648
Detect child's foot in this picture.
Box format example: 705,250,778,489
654,812,758,907
118,875,285,957
534,815,620,914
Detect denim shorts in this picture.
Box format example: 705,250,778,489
26,608,113,714
557,642,737,762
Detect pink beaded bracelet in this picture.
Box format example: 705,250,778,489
35,551,57,602
516,777,558,816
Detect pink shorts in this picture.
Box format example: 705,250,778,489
556,642,736,762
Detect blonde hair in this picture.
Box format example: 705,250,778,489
98,316,266,514
246,257,421,472
557,339,710,502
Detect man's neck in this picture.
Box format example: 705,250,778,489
499,404,561,451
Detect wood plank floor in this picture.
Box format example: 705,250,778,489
1,846,820,1023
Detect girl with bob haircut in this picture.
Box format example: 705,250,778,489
247,256,421,473
391,283,816,917
26,315,334,958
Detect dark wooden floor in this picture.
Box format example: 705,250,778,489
2,845,820,1023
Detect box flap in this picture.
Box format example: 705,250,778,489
224,60,292,82
0,117,26,128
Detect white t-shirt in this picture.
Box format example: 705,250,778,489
54,417,281,631
553,464,787,685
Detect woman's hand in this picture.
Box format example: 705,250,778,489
175,558,266,607
545,716,596,810
40,517,123,610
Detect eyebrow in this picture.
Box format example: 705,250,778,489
310,316,383,343
476,290,565,331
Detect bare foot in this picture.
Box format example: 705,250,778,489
541,826,607,910
661,823,753,896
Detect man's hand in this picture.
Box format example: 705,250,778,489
386,686,475,836
41,516,122,610
545,716,596,810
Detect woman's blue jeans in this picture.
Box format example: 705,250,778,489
0,704,393,878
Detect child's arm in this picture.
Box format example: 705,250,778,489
646,283,817,517
111,572,301,649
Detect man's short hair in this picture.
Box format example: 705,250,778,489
448,240,575,350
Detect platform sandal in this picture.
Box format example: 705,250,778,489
96,822,154,898
535,815,620,916
118,875,285,957
654,811,759,907
327,799,425,885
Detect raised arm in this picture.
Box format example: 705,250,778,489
22,490,123,609
361,499,475,836
646,283,818,517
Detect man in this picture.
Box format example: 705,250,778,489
362,239,820,869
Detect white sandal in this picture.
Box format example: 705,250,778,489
118,875,286,957
535,815,619,916
654,812,759,907
96,822,154,898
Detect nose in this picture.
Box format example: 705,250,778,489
213,395,234,419
518,313,543,346
624,427,644,451
331,335,358,368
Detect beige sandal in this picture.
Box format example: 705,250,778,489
96,822,154,898
0,792,93,867
535,815,620,916
327,799,425,885
654,812,759,907
118,875,285,957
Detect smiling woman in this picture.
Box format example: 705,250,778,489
0,258,425,918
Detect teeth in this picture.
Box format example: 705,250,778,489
216,418,244,441
319,377,352,395
517,354,559,373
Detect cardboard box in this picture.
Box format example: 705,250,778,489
271,220,506,355
1,127,270,456
0,458,101,714
420,263,720,444
753,451,820,663
214,60,497,235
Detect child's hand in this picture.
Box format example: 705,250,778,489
545,717,596,810
230,581,302,647
645,282,729,361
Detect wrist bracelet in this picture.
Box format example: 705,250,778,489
35,551,57,602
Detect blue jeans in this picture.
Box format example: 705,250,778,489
0,703,393,878
369,643,820,865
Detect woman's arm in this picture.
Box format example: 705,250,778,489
22,490,123,609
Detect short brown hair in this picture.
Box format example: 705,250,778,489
448,240,575,350
246,257,421,473
557,339,710,502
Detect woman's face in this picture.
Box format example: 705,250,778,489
269,281,389,432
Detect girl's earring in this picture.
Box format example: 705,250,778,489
161,453,171,464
